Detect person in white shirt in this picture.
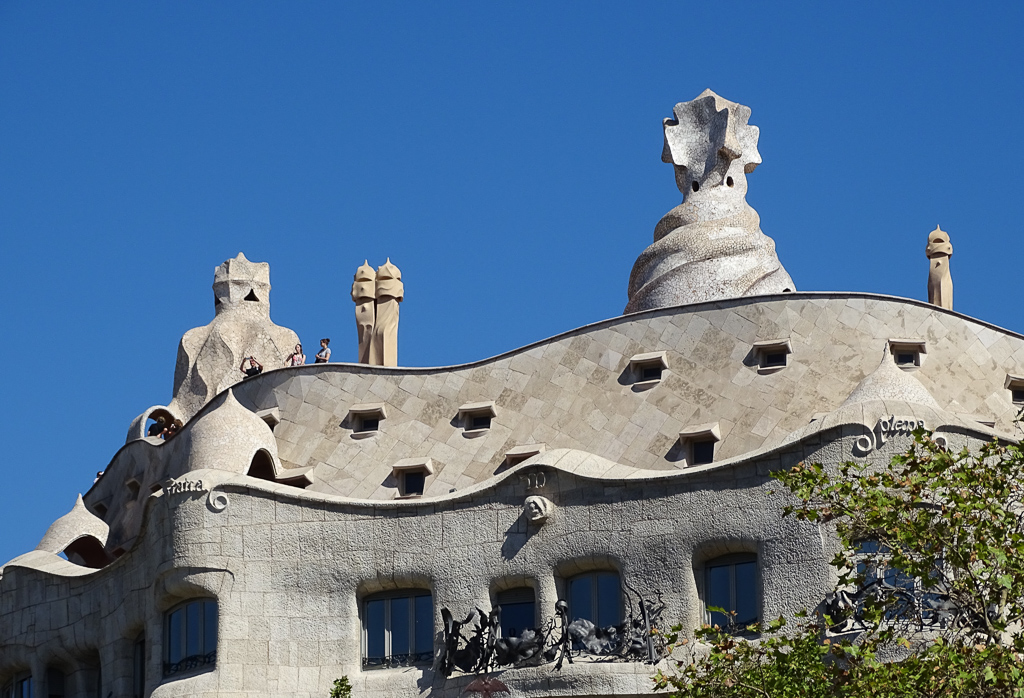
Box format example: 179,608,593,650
315,338,331,363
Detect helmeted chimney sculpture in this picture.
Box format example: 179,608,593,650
625,90,795,313
926,225,953,310
351,261,378,364
352,258,403,366
374,259,404,367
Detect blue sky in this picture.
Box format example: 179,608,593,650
1,2,1021,564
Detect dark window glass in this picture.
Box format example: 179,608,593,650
390,596,410,657
691,440,715,465
568,572,621,627
496,588,536,637
15,678,30,698
763,352,787,367
895,352,916,366
1013,389,1024,404
167,609,183,665
363,591,433,669
46,668,65,698
203,601,218,654
470,415,492,430
414,595,434,653
357,417,380,433
365,599,386,666
164,599,218,677
132,637,144,698
640,365,663,381
186,602,201,657
705,554,758,631
402,471,425,496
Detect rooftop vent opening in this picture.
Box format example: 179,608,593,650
752,339,792,373
678,423,721,468
726,176,734,187
247,449,276,481
628,351,669,388
348,404,387,438
150,483,163,494
691,181,700,193
64,535,111,569
92,503,108,520
126,479,141,499
244,289,260,302
392,458,434,498
888,339,926,370
691,439,716,465
502,444,546,470
1004,375,1024,406
458,402,497,437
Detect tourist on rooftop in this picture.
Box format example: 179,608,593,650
315,338,331,363
285,344,305,366
240,356,263,378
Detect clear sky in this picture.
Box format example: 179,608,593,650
1,2,1021,565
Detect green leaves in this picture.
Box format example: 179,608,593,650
657,429,1024,697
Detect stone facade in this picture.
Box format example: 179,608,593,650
2,95,1018,697
1,284,1015,697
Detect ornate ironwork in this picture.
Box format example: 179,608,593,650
361,651,433,670
163,650,216,676
437,581,665,678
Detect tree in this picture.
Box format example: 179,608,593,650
654,430,1024,697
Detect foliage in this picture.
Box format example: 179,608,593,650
654,430,1024,697
329,676,352,698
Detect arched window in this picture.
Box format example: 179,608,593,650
0,673,31,698
164,599,218,677
362,590,433,669
567,571,621,627
704,553,758,630
495,587,536,638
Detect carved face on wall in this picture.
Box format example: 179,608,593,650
523,495,553,524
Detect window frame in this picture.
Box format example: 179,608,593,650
361,589,434,670
163,598,218,678
566,571,623,628
1,673,31,698
702,553,760,632
494,587,537,638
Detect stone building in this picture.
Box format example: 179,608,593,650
1,92,1019,698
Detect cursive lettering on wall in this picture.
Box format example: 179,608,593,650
853,415,927,456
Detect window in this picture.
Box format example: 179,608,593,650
458,401,497,435
45,668,64,697
502,443,545,469
704,554,758,630
132,634,145,698
752,339,792,372
678,422,720,467
567,572,622,628
164,599,218,677
1005,375,1024,405
852,541,943,623
392,458,433,498
495,587,536,638
1,674,31,698
628,351,669,385
691,439,715,465
348,404,387,437
888,339,926,370
363,590,434,669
